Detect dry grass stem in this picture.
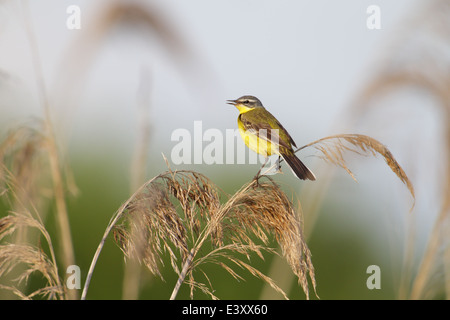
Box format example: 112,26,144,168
122,67,153,300
296,134,415,207
20,0,76,299
0,122,50,216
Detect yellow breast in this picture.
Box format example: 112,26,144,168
237,118,274,157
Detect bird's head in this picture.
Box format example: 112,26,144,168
227,95,264,113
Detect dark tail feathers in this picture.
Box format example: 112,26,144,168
282,152,316,181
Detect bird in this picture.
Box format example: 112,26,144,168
227,95,315,181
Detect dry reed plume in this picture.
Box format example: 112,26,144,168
83,167,316,300
297,134,415,204
0,165,65,299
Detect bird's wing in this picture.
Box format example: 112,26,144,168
273,118,297,148
239,113,292,150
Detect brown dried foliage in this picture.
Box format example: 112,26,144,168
298,134,415,206
112,170,315,299
0,204,64,299
0,121,72,299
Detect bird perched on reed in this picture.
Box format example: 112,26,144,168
227,95,316,181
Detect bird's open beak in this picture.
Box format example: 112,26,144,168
226,99,237,105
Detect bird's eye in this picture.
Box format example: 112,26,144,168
243,100,250,105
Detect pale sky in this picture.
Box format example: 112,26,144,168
0,0,418,151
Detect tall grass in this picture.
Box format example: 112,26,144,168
345,0,450,299
0,0,76,300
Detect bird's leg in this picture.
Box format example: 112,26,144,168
253,157,269,186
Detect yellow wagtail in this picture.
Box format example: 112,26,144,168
227,95,316,181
